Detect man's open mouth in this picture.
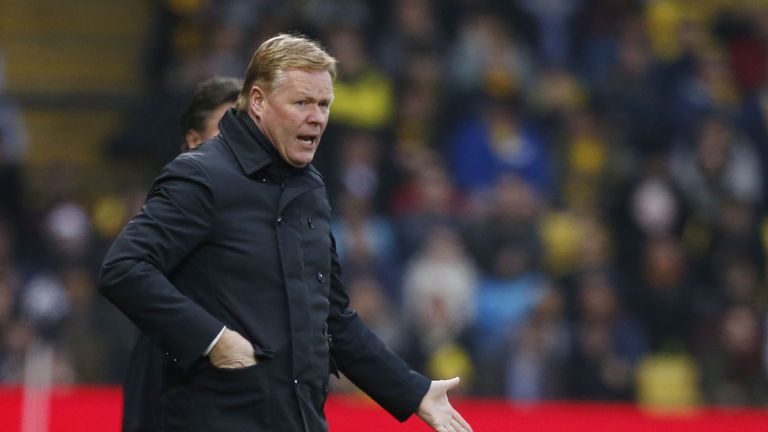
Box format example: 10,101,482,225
298,135,317,145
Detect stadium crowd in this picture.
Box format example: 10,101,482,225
0,0,767,407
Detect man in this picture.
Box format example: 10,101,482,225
179,76,243,152
121,75,243,432
99,34,471,432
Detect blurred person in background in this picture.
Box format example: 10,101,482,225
669,47,741,132
596,15,669,156
567,271,647,400
324,129,391,214
331,274,400,395
324,25,394,131
390,50,448,163
502,286,570,401
471,240,551,393
121,75,241,432
311,25,396,206
627,235,694,352
448,11,533,97
374,0,446,78
546,211,625,319
170,23,247,93
518,0,583,67
610,152,689,275
670,114,763,224
549,105,617,210
737,27,768,205
700,304,768,405
5,193,103,386
465,177,549,373
398,226,477,381
392,160,464,261
58,265,112,383
704,198,765,285
463,175,543,275
0,220,23,381
99,34,471,432
0,51,27,235
570,0,632,86
330,191,401,301
450,93,552,201
179,76,243,152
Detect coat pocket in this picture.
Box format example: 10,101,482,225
184,361,273,431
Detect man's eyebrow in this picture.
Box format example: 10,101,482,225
295,91,333,102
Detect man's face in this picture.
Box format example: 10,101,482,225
184,102,234,151
251,69,333,167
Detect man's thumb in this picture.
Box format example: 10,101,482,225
445,376,461,390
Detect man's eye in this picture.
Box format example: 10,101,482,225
296,100,307,106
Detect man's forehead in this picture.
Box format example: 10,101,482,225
282,68,332,83
280,70,333,95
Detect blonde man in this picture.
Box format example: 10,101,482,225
101,34,471,432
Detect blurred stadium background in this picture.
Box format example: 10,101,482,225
0,0,766,430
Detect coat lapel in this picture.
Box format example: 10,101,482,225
277,166,325,214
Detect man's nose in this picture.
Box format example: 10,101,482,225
306,105,326,125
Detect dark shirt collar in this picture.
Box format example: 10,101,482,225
218,108,300,178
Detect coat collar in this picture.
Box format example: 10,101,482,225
219,108,286,176
218,109,325,202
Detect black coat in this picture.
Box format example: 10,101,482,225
99,110,429,431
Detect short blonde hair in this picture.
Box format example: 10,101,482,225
235,34,337,110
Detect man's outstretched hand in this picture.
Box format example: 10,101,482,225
417,377,473,432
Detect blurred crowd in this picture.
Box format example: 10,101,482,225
1,0,767,407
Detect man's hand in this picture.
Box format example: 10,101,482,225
417,377,473,432
208,328,257,369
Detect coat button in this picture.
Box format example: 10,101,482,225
307,217,314,229
276,216,283,225
321,323,328,336
317,272,325,283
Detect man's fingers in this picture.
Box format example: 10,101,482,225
213,355,257,369
237,356,257,367
452,414,472,432
449,420,462,432
453,412,472,431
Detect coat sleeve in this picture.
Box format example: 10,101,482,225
326,232,430,422
98,155,224,370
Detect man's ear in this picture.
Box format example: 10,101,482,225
249,85,267,117
185,130,203,150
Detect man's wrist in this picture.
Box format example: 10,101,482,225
203,326,227,356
